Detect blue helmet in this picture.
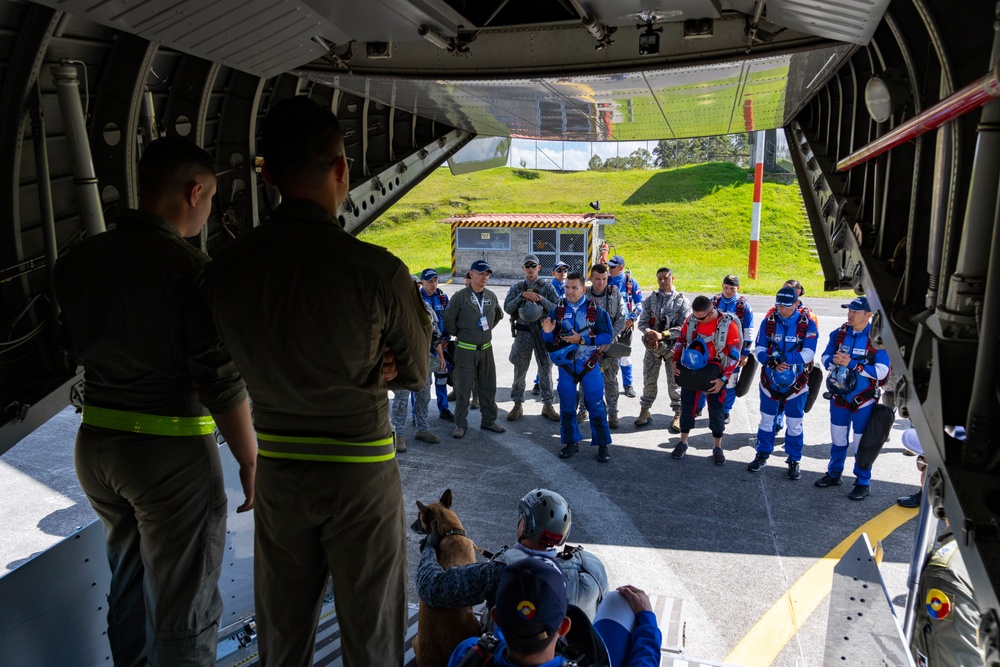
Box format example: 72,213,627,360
549,344,578,367
769,364,800,392
681,340,708,370
826,365,857,395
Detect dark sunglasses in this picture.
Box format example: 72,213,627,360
554,268,568,273
523,263,538,269
694,309,715,321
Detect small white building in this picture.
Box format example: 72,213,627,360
442,213,617,281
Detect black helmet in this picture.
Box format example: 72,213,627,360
518,488,571,547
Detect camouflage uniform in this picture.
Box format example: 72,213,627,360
585,284,626,418
504,278,559,404
638,289,692,414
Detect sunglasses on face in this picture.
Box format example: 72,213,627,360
694,310,714,321
554,268,568,273
523,263,538,269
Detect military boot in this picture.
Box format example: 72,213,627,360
669,414,681,433
507,402,523,421
541,402,559,421
634,408,652,427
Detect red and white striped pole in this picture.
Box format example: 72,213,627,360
748,130,764,280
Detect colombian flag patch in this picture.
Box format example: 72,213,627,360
926,588,951,620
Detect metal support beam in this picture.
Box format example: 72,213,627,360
340,128,473,236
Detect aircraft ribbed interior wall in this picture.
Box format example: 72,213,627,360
0,1,460,448
787,0,1000,616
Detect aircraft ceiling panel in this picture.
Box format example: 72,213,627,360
304,42,852,141
27,0,351,78
765,0,892,45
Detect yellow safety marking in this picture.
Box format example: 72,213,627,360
725,505,916,667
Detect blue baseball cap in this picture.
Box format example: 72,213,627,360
607,255,625,267
775,287,798,307
470,259,492,274
842,296,871,312
494,556,567,642
553,260,569,271
419,268,438,281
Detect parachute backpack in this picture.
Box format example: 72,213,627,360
676,339,722,391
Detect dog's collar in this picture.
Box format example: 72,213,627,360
441,528,467,539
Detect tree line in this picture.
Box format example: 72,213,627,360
588,134,751,171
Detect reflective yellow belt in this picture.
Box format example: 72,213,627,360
456,341,491,351
82,405,215,437
256,431,396,463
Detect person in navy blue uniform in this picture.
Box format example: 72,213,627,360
419,268,455,421
447,557,661,667
607,255,643,397
541,272,615,462
550,260,569,298
697,274,755,423
746,287,819,479
815,296,891,500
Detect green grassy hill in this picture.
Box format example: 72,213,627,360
359,163,845,297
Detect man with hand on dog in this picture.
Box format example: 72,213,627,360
447,557,661,667
418,488,609,620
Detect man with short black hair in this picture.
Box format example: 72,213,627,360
698,274,754,424
671,295,742,465
445,259,506,438
206,97,431,667
55,136,258,666
505,254,560,422
635,267,691,432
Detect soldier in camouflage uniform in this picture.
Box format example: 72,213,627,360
585,264,627,428
505,254,560,421
635,267,691,433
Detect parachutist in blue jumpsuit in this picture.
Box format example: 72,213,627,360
542,273,614,462
747,287,818,479
817,296,890,500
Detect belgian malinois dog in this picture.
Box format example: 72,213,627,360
411,489,481,667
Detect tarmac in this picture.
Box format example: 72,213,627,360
0,287,924,667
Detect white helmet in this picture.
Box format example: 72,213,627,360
518,488,571,547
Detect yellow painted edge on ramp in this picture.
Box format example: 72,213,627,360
725,505,917,667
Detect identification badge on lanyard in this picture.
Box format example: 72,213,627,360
474,292,489,331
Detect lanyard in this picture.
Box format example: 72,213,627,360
472,290,486,316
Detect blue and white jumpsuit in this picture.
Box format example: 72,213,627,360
543,296,614,448
608,272,642,388
821,323,890,486
753,311,819,462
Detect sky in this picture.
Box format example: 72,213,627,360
506,139,657,171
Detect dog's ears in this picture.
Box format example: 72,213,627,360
440,488,453,508
416,500,427,512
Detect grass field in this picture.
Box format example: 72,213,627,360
359,162,850,298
